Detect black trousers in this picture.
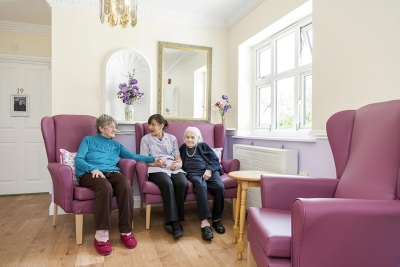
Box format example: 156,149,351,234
187,171,225,221
79,172,133,233
148,172,188,224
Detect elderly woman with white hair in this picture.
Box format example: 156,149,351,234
179,126,225,240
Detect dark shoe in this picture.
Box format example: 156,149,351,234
212,220,225,234
93,239,112,256
172,222,184,239
164,224,173,235
201,226,214,240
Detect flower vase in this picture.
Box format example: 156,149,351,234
125,104,134,121
221,113,226,124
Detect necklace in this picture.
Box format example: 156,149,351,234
186,145,197,157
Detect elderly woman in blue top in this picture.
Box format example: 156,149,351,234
75,114,164,256
140,114,188,239
179,126,225,241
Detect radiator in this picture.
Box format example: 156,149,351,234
233,144,298,209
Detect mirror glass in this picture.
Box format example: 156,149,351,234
157,41,212,122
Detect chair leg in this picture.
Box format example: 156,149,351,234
146,204,151,230
53,203,58,226
75,214,83,245
247,241,256,267
232,198,237,221
140,200,143,211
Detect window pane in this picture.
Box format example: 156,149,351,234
276,32,295,73
276,76,294,129
304,74,312,125
258,48,271,78
258,85,271,127
301,28,313,65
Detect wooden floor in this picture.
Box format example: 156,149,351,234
0,194,249,267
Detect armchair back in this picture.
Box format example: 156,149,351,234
135,122,226,158
42,115,97,163
327,100,400,200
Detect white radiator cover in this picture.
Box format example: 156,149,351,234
233,144,298,209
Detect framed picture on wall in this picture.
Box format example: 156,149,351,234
11,94,30,117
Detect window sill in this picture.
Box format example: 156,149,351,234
232,135,317,143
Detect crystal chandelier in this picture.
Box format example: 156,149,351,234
99,0,138,28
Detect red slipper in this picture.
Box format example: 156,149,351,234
120,234,137,249
93,239,112,256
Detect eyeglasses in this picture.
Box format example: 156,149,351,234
105,125,116,130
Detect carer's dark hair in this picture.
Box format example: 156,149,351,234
148,114,168,128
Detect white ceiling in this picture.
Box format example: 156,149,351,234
0,0,264,29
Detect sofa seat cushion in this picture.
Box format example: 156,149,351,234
248,207,291,258
143,180,194,194
74,186,94,201
221,173,238,188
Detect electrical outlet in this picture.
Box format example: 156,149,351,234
11,44,19,51
299,171,308,176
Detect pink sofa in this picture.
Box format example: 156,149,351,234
247,100,400,267
135,122,240,229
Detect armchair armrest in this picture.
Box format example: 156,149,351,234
47,162,74,213
291,198,400,267
118,158,136,184
261,175,339,210
136,162,149,195
221,159,240,173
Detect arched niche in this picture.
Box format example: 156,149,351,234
104,49,150,122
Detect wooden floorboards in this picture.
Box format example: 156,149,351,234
0,194,249,267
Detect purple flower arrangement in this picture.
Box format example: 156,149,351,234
117,69,144,105
214,95,232,123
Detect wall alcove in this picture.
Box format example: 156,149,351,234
104,49,151,122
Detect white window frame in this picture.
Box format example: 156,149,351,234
253,16,312,136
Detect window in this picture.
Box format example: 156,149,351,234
254,17,312,133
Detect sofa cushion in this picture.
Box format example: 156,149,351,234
73,186,94,201
248,207,291,258
59,148,78,185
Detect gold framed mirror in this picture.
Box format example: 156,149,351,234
157,41,212,122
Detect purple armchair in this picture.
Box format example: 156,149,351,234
247,100,400,267
135,122,240,229
41,115,136,245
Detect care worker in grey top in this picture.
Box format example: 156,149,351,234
140,114,188,239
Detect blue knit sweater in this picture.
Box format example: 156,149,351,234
75,134,155,178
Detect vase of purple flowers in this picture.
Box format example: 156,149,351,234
124,104,134,121
117,69,144,121
214,95,232,124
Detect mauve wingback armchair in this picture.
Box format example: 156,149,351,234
247,100,400,267
41,115,136,245
135,122,240,229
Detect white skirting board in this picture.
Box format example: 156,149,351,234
233,144,298,209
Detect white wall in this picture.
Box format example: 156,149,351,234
312,0,400,129
51,8,228,120
0,30,51,57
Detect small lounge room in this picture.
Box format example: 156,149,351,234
1,0,400,266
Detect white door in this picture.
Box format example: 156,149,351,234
0,56,51,195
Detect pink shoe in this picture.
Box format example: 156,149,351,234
93,239,112,256
120,234,137,249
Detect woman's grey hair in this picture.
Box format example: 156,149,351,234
95,114,117,133
183,126,204,143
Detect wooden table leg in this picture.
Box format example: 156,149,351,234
232,181,242,244
237,181,248,260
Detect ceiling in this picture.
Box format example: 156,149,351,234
0,0,264,29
